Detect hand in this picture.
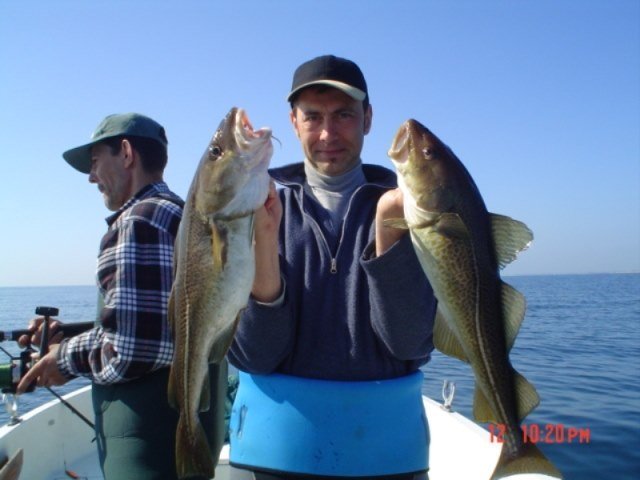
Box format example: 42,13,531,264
254,181,283,244
375,188,407,256
252,181,283,302
17,317,64,349
16,344,69,395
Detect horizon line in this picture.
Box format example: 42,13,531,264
1,271,639,289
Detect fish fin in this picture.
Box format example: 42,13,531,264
514,370,540,421
210,221,229,272
199,371,211,412
175,413,215,479
383,217,410,229
167,366,177,410
501,282,527,351
207,313,242,365
472,369,540,423
385,209,445,230
490,214,533,269
433,308,469,363
167,290,175,331
166,290,180,410
434,212,470,239
491,441,562,479
204,362,230,463
0,448,23,480
472,384,497,423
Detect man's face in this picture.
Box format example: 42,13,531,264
88,142,131,211
290,87,372,176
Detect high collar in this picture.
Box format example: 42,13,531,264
105,181,170,226
269,162,398,190
304,158,366,193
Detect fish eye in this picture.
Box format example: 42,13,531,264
209,144,223,159
422,148,432,157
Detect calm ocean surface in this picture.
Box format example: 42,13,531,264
1,274,638,479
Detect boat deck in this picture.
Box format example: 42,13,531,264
1,385,556,480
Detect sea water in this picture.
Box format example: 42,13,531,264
0,286,95,416
1,274,638,479
421,273,640,479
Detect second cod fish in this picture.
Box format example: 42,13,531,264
387,119,562,479
167,107,273,479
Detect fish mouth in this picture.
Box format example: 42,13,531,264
234,108,272,150
387,120,412,164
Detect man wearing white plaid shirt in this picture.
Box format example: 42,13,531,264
18,113,218,480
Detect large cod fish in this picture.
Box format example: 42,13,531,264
168,107,272,479
387,119,562,479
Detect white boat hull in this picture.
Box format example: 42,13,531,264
0,385,556,480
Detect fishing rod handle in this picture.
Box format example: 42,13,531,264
36,306,57,355
0,322,95,343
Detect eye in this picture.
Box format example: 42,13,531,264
422,148,432,157
208,144,223,160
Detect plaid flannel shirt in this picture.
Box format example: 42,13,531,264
57,182,183,384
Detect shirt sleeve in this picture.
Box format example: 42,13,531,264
228,278,296,374
361,233,437,361
57,215,175,384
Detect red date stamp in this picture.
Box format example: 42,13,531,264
489,423,591,444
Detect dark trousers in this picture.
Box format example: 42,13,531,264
92,364,226,480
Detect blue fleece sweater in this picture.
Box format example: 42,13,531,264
228,162,437,381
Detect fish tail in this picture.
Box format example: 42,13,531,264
175,413,215,479
490,442,562,479
167,365,178,410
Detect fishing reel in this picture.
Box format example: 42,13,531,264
0,349,36,395
0,306,59,395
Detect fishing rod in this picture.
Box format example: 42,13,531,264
0,306,96,430
0,312,94,344
0,306,94,395
44,386,95,431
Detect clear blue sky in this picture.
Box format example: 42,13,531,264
1,0,638,287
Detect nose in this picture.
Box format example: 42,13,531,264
88,168,97,184
319,118,337,142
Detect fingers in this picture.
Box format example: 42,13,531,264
17,318,63,349
375,188,408,256
16,356,40,395
17,333,31,349
255,181,282,240
263,180,282,214
269,187,283,220
16,346,66,395
17,319,37,348
377,188,405,219
50,331,64,346
267,179,277,199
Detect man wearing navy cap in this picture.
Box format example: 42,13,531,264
18,113,218,480
229,55,436,479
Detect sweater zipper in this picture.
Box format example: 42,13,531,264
301,202,341,275
330,258,338,274
283,177,389,275
305,183,366,275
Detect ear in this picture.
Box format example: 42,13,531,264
289,109,300,139
120,139,135,169
363,104,373,135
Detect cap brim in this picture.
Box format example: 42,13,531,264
287,80,366,102
62,142,94,174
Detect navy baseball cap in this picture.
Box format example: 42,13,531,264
63,113,168,173
287,55,368,103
